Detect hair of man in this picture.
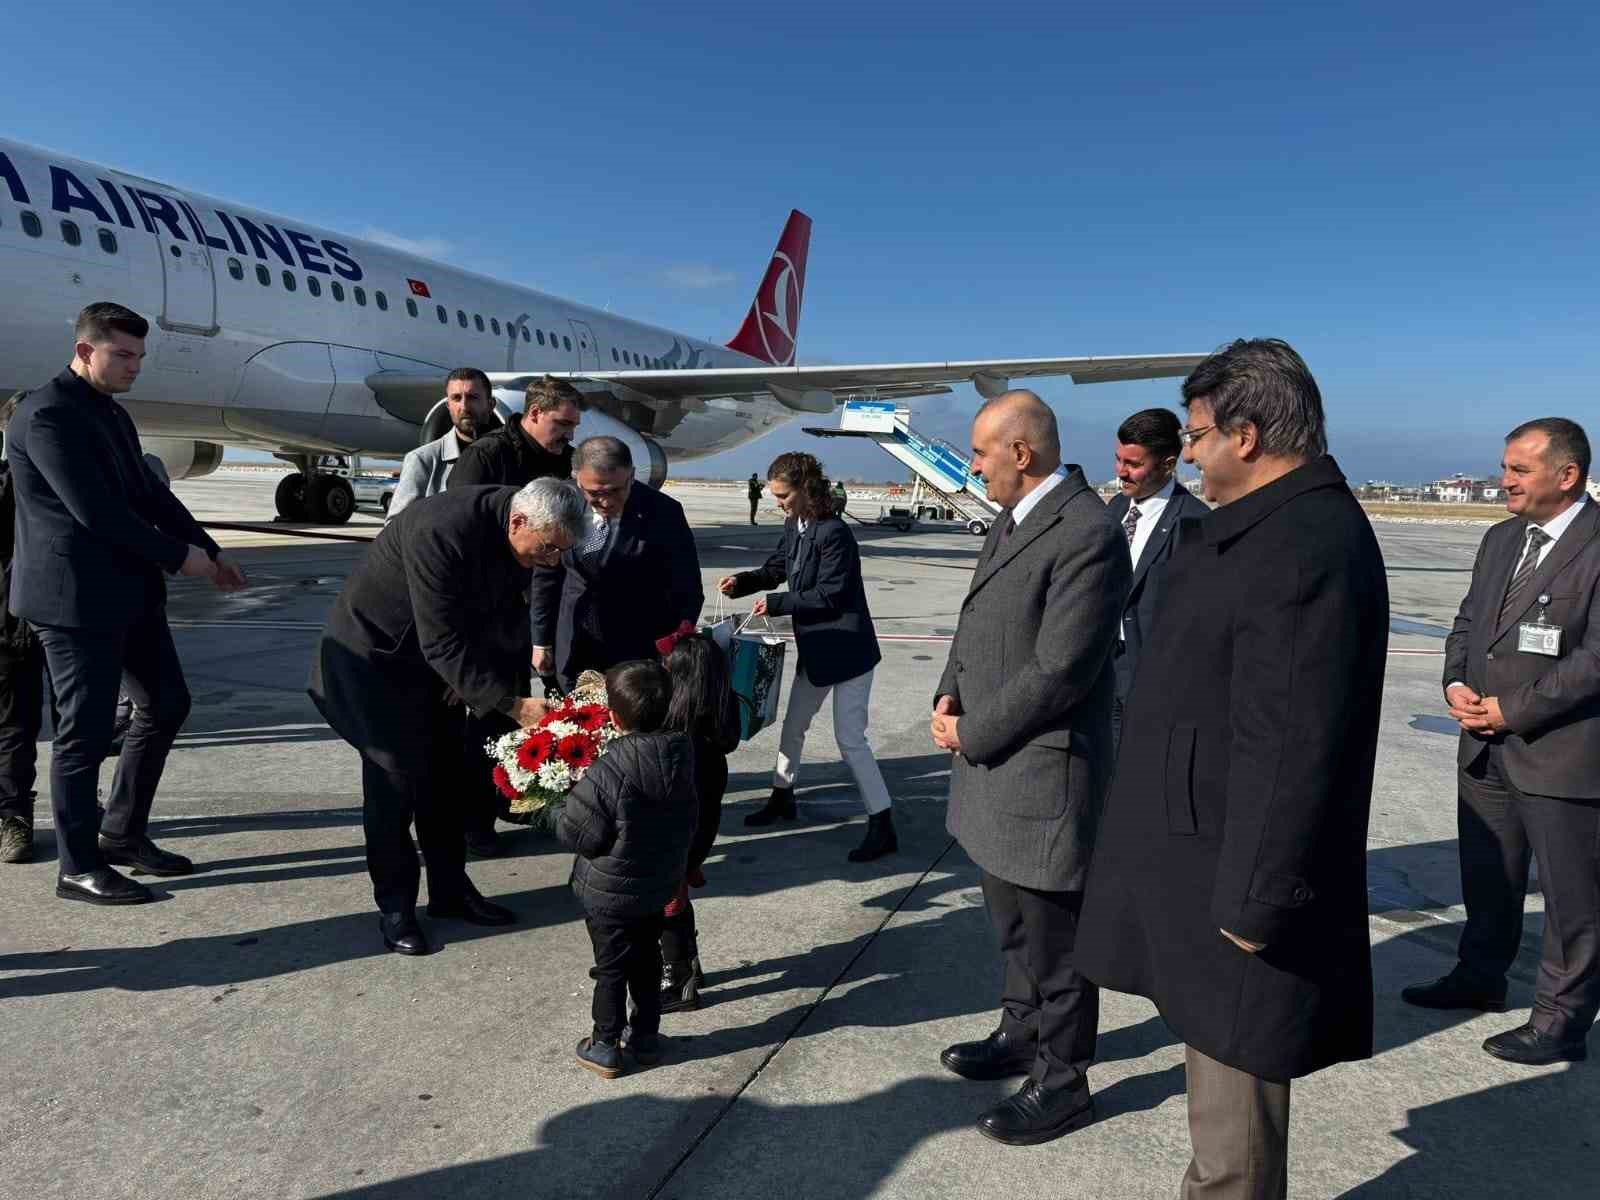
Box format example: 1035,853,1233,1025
510,477,588,543
523,374,583,417
74,301,149,344
766,449,836,519
605,658,672,734
447,366,492,400
976,390,1061,459
1180,338,1327,459
1506,417,1592,485
1116,407,1182,461
573,436,633,474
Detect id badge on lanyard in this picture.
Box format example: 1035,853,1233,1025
1518,594,1562,657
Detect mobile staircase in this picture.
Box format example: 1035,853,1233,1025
803,399,1002,535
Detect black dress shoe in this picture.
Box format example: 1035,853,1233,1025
56,867,155,905
1401,970,1507,1013
379,911,430,956
1483,1023,1588,1065
98,835,194,877
744,786,796,827
940,1028,1035,1080
464,829,503,858
847,809,897,862
428,890,516,926
977,1079,1095,1146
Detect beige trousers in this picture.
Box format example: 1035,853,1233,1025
1179,1045,1290,1200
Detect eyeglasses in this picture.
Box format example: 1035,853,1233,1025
1178,424,1215,448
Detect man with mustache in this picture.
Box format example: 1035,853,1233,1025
386,367,497,520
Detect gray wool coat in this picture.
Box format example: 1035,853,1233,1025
937,467,1130,892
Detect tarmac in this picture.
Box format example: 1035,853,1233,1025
1,472,1596,1200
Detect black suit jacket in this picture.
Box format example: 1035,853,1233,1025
1105,482,1209,695
308,486,531,774
530,481,702,687
446,419,571,489
728,514,881,688
1078,456,1389,1082
1442,501,1600,799
6,370,218,632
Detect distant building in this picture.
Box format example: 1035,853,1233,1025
1427,475,1500,503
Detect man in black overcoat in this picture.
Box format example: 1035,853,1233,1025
1104,407,1209,747
531,437,703,692
309,479,585,956
1404,417,1600,1066
1077,340,1389,1200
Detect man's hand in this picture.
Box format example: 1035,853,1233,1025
750,597,769,618
532,647,554,676
934,694,962,717
1461,695,1508,735
931,712,962,753
1221,929,1266,954
212,554,248,592
509,697,549,728
717,574,740,597
178,545,218,580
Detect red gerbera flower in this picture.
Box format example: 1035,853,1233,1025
491,764,518,800
555,733,597,770
516,731,556,772
568,704,611,732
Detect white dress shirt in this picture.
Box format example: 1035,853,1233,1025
1125,477,1177,569
1009,466,1069,530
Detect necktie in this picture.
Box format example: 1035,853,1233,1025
1499,526,1550,624
1123,502,1141,548
579,515,611,563
999,515,1016,545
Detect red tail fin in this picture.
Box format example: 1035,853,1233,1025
726,210,812,366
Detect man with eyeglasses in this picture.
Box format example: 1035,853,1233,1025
309,478,585,956
532,437,703,692
1079,339,1389,1199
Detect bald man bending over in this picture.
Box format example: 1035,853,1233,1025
931,391,1130,1145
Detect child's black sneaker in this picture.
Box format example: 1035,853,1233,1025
575,1036,625,1079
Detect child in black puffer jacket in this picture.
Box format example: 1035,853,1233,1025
557,659,698,1078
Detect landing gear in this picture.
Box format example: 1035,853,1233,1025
272,458,355,524
274,472,308,522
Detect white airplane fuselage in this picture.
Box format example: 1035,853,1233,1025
0,137,789,475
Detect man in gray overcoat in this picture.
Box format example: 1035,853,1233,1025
930,390,1129,1146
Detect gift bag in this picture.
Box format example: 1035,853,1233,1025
700,593,738,656
729,614,786,741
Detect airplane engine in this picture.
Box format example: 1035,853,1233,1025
139,437,224,481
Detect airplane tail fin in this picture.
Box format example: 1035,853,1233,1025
726,209,812,366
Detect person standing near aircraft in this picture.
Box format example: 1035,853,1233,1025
386,368,497,520
1104,408,1209,747
448,375,581,490
7,303,247,903
0,392,46,865
747,473,762,525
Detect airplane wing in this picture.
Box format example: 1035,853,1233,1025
365,353,1205,423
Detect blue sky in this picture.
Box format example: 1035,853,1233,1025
9,2,1597,483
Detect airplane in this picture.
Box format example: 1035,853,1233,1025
0,135,1206,523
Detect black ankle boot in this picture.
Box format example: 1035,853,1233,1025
848,809,898,862
661,958,702,1013
744,786,796,827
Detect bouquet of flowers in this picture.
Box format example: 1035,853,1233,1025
486,671,618,828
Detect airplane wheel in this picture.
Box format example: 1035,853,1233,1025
967,518,989,536
274,473,309,522
310,476,356,525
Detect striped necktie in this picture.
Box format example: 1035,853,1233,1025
1499,526,1550,624
579,515,611,563
1123,503,1141,548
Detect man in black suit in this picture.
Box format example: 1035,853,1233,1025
309,479,586,955
6,303,246,904
531,437,703,691
1404,417,1600,1066
1104,408,1209,746
447,375,579,490
0,391,46,865
1079,339,1389,1198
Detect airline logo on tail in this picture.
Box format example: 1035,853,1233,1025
727,209,812,366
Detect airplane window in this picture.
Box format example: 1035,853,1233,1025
332,281,345,301
611,348,619,363
563,336,571,352
282,270,297,292
536,329,545,346
632,352,641,366
256,264,271,286
61,220,82,246
491,317,501,335
308,276,322,297
457,310,468,328
97,228,117,254
227,257,243,280
376,290,388,311
406,298,418,318
21,211,42,238
354,287,367,307
474,314,484,332
436,304,447,324
521,327,530,342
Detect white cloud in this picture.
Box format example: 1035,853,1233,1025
656,263,737,290
359,227,454,260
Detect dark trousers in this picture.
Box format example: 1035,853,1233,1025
662,747,727,963
34,610,191,875
360,730,468,915
1457,743,1600,1039
982,871,1098,1092
459,708,514,836
585,912,665,1042
0,641,46,822
749,498,758,524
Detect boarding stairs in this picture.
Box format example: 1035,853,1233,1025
803,400,1002,534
